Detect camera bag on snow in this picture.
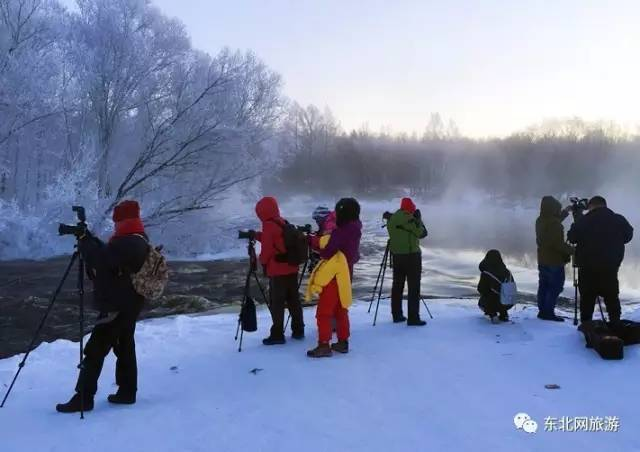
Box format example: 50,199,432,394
131,234,170,300
271,220,309,266
483,271,517,306
578,320,624,360
610,320,640,346
240,296,258,332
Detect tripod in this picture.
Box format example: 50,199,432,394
572,262,579,326
235,239,269,352
369,241,433,326
283,256,309,334
1,245,87,419
369,241,390,325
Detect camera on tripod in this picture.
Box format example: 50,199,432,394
296,224,312,234
569,197,589,213
237,229,256,240
58,206,88,237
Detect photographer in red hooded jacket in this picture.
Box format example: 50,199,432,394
253,197,305,345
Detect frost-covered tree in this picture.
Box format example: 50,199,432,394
0,0,285,258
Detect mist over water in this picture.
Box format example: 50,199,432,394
280,193,639,305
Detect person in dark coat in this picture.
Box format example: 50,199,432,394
477,250,514,322
386,197,428,326
254,196,304,344
535,196,573,322
57,200,149,413
567,196,633,324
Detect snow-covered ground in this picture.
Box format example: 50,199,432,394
1,300,638,452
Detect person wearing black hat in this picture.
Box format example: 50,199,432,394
56,200,150,413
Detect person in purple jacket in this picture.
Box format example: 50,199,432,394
307,198,362,357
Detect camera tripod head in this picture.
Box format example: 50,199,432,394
58,205,88,238
245,238,258,272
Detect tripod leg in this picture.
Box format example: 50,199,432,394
78,252,85,419
373,251,388,326
253,273,270,308
298,261,308,291
369,243,388,313
235,271,252,351
421,298,434,319
287,263,308,333
284,314,291,334
235,314,242,341
573,266,579,326
597,297,607,323
1,252,78,408
238,321,245,352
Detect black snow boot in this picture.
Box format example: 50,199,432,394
307,343,332,358
393,315,407,323
407,318,427,326
499,312,509,322
331,340,349,354
291,330,305,340
539,313,565,322
108,390,136,405
263,336,286,345
56,393,94,413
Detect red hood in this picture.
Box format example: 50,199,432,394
400,197,416,214
256,196,281,221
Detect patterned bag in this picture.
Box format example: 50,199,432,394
131,235,169,300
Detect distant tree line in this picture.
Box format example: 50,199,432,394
265,109,640,201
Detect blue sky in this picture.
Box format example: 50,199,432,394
70,0,640,137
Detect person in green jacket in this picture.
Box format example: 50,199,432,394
386,197,428,325
536,196,574,322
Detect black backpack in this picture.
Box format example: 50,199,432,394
240,296,257,332
271,220,309,266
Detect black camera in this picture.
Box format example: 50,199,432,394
296,224,312,234
382,211,392,221
569,197,589,212
238,230,256,240
58,206,87,237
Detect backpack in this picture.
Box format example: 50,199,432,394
131,235,170,300
271,220,309,266
484,271,517,306
240,296,258,332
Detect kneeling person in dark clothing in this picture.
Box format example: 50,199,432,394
57,200,149,413
477,250,514,323
567,196,633,324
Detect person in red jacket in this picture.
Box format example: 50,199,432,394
254,196,304,345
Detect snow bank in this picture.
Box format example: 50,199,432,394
1,301,638,452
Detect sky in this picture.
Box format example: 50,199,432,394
67,0,640,138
